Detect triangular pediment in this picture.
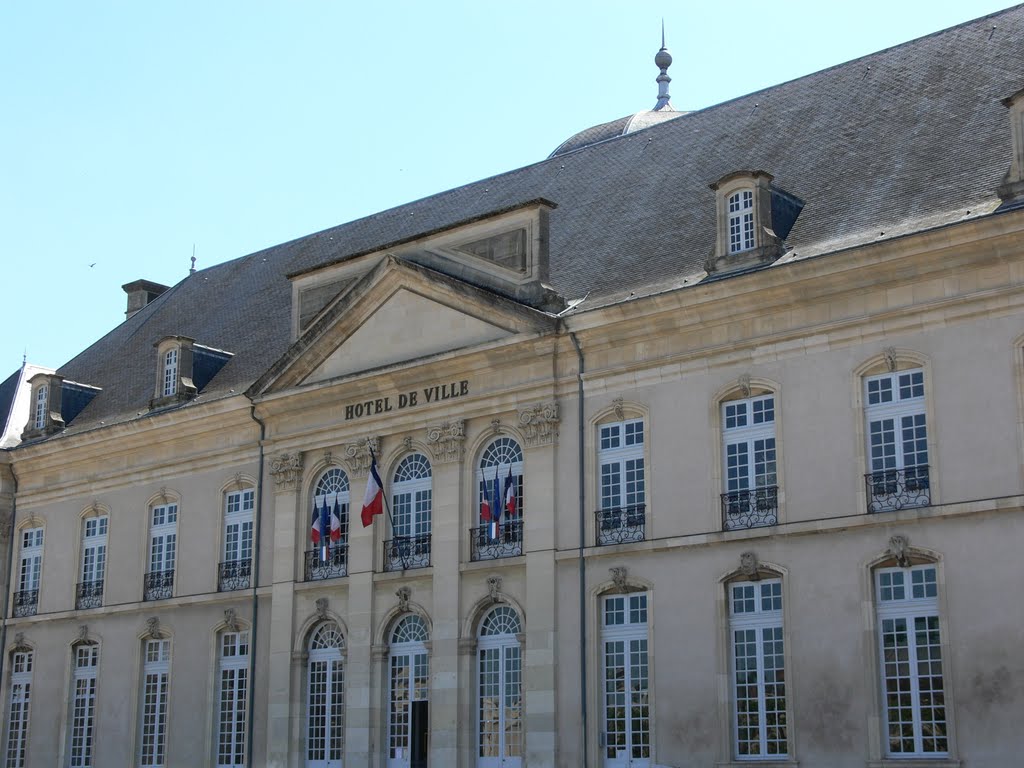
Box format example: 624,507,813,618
251,256,556,395
306,288,511,383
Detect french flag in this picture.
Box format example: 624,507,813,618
311,497,330,561
480,481,492,522
330,497,343,542
361,453,385,527
504,465,517,516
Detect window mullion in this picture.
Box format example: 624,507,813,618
754,623,768,756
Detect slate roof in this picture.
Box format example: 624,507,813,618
32,4,1024,440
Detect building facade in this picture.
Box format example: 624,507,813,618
2,7,1024,767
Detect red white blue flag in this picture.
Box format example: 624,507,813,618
361,453,385,527
504,465,517,516
330,497,343,542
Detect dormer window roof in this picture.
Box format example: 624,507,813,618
20,372,101,441
151,337,232,410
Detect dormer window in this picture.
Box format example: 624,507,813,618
728,190,755,254
455,228,528,272
997,87,1024,208
33,385,48,430
162,348,178,398
707,170,804,276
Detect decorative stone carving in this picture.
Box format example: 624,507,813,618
13,632,25,649
270,452,303,490
612,398,625,420
884,346,898,372
490,418,502,435
402,436,413,453
77,625,89,642
315,598,329,620
224,608,241,632
518,402,560,447
145,616,162,639
323,450,332,466
396,586,411,613
610,566,628,592
738,374,752,398
344,436,380,477
233,473,244,491
740,551,761,581
159,486,170,503
888,535,911,567
487,575,503,604
426,420,466,464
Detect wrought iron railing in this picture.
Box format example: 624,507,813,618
595,505,646,546
865,465,931,513
304,546,348,581
721,486,779,530
218,559,251,592
144,569,175,601
76,579,104,610
383,534,431,572
12,589,38,618
470,520,524,561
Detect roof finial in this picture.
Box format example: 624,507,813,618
654,21,673,111
190,244,196,275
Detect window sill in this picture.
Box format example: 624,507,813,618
867,759,959,768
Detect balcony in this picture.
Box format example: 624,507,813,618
865,465,930,513
12,589,38,618
469,520,524,561
595,505,646,546
218,559,251,592
383,534,431,572
76,579,104,610
144,569,174,601
304,545,348,581
721,486,779,530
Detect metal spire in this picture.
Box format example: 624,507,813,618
654,20,674,111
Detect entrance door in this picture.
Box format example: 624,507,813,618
477,606,523,768
410,700,429,768
388,615,430,768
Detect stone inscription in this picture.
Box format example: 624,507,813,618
345,380,469,420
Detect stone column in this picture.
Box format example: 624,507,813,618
264,451,303,768
519,403,561,768
425,421,465,766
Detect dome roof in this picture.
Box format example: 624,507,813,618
548,109,687,158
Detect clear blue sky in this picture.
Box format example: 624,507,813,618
1,1,1016,372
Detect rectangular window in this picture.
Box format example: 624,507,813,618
601,593,649,765
162,349,178,398
14,529,42,618
216,632,249,768
597,420,646,545
78,517,107,609
729,580,787,758
876,565,947,757
68,644,99,768
5,651,32,768
864,369,930,512
728,190,755,254
32,386,46,430
139,639,170,768
722,396,778,530
223,491,254,564
146,504,177,600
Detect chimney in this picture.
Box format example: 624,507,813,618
122,279,170,320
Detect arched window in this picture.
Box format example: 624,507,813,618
216,630,249,767
728,190,756,253
14,527,43,617
600,592,649,766
385,454,432,571
306,622,345,768
138,638,171,768
728,578,787,758
596,418,646,544
145,501,177,601
472,438,524,561
477,606,522,766
388,615,430,768
306,469,350,582
162,348,178,398
720,391,778,530
5,649,33,768
67,642,99,768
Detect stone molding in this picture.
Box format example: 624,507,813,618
517,402,560,447
345,436,380,477
270,452,303,490
426,420,465,464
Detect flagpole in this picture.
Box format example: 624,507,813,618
370,449,398,532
